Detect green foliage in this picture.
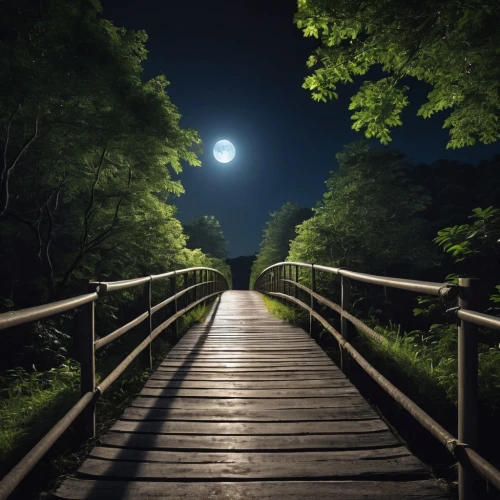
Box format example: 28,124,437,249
250,203,312,288
435,206,500,304
435,207,499,262
0,0,203,306
296,0,500,148
360,321,500,412
0,362,80,463
184,216,228,260
288,142,434,274
349,79,409,144
262,295,308,325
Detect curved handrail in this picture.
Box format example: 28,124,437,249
0,266,229,500
254,261,500,496
257,261,455,297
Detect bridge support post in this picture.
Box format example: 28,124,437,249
183,273,189,308
77,281,97,440
140,278,153,370
458,278,479,500
309,264,316,336
170,274,178,339
340,275,352,377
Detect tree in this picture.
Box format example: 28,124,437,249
295,0,500,148
0,0,203,306
288,142,434,275
250,203,312,287
184,216,228,260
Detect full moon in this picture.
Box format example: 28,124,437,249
213,140,235,163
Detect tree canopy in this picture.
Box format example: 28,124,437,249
295,0,500,148
0,0,228,311
184,216,228,260
288,142,434,274
250,203,312,287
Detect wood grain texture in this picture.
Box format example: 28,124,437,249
55,291,446,499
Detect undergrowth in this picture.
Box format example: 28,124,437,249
262,295,308,325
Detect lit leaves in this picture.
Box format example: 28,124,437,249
295,0,500,148
434,206,500,261
349,79,409,144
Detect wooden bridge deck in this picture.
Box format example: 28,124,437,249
55,291,446,499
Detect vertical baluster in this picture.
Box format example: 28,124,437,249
458,278,479,500
309,264,316,336
340,275,351,377
170,273,178,338
77,281,97,439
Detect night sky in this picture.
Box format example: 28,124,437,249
103,0,500,257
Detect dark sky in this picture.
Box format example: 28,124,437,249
103,0,500,257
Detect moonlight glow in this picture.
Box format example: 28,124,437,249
213,140,235,163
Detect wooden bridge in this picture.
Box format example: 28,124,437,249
1,264,500,500
55,291,444,499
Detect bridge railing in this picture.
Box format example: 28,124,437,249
255,262,500,500
0,267,229,500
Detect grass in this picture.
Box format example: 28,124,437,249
262,294,308,325
0,299,214,493
0,363,80,465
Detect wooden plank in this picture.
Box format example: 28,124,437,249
129,396,369,410
143,379,352,389
148,372,346,381
77,455,427,480
89,446,412,461
121,406,379,421
138,388,359,398
99,431,400,451
110,419,388,435
55,479,447,500
155,366,340,373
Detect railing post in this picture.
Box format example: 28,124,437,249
183,272,188,308
295,265,299,298
77,281,97,440
310,264,316,336
140,277,153,370
170,273,178,338
340,275,352,377
458,277,479,500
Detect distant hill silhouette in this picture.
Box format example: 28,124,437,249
227,255,256,290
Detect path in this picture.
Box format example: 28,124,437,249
55,291,446,499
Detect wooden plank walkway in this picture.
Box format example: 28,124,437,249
55,291,446,499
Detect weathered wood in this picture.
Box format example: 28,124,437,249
88,446,414,461
99,430,400,450
110,419,388,435
122,406,382,421
78,455,427,480
130,395,369,410
138,387,359,398
55,480,447,500
143,379,352,389
55,291,445,500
